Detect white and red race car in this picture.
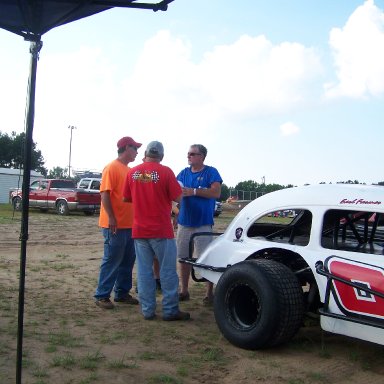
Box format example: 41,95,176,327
182,184,384,349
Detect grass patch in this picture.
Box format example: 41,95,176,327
44,344,57,353
306,371,329,382
176,365,188,377
32,365,49,378
79,350,104,370
147,374,183,384
107,354,138,369
50,263,76,271
0,203,56,222
200,347,225,363
55,253,70,259
51,353,76,368
48,330,82,348
138,351,157,360
0,203,21,223
79,372,98,384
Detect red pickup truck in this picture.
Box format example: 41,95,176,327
10,179,101,215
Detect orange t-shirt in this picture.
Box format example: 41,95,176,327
98,159,133,229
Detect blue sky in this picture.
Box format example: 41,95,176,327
1,0,383,187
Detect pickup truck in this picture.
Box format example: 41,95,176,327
10,179,101,215
77,177,101,192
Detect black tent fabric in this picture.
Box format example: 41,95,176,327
0,0,173,40
0,1,174,383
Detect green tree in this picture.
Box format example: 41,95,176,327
235,180,260,192
262,183,287,193
233,179,287,199
47,166,68,179
336,180,365,184
0,131,47,175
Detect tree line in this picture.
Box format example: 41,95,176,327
0,131,46,175
1,131,383,200
0,131,81,180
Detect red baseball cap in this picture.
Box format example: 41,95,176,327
117,136,142,149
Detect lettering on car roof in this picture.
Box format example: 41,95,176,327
340,198,382,205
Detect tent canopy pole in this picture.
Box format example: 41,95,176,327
16,38,43,384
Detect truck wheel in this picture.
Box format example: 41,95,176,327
13,197,22,211
56,200,69,215
214,259,304,350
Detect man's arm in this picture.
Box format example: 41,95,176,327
173,194,182,204
122,173,132,202
172,198,181,229
101,191,117,233
182,181,221,199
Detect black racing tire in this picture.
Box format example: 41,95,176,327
83,210,95,216
56,200,69,215
213,259,304,350
12,196,22,211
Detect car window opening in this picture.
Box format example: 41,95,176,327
321,210,384,255
247,209,312,246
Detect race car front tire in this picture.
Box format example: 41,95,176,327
213,259,304,350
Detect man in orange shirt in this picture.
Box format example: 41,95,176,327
94,136,141,309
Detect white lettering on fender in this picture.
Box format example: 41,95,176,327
340,198,381,205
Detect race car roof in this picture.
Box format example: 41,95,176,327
246,184,384,213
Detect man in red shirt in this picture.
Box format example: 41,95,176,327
123,141,190,321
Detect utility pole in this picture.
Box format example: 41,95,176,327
68,125,76,178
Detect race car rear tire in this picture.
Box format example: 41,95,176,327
213,259,304,350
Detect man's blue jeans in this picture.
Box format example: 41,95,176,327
134,238,179,318
94,228,136,300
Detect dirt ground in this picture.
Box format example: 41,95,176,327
1,208,384,384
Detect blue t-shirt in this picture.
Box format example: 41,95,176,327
177,165,223,227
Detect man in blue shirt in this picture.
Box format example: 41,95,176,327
176,144,222,305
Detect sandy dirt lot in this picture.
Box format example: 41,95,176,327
1,208,384,384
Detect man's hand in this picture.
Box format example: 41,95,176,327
181,187,194,197
172,214,178,230
109,216,117,234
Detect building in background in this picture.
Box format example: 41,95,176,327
0,168,43,204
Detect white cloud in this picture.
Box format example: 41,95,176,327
325,0,384,98
199,35,322,115
280,122,300,136
124,31,323,120
7,29,324,176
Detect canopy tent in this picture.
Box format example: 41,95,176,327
0,0,173,39
0,1,175,382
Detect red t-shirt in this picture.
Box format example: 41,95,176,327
123,162,182,238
